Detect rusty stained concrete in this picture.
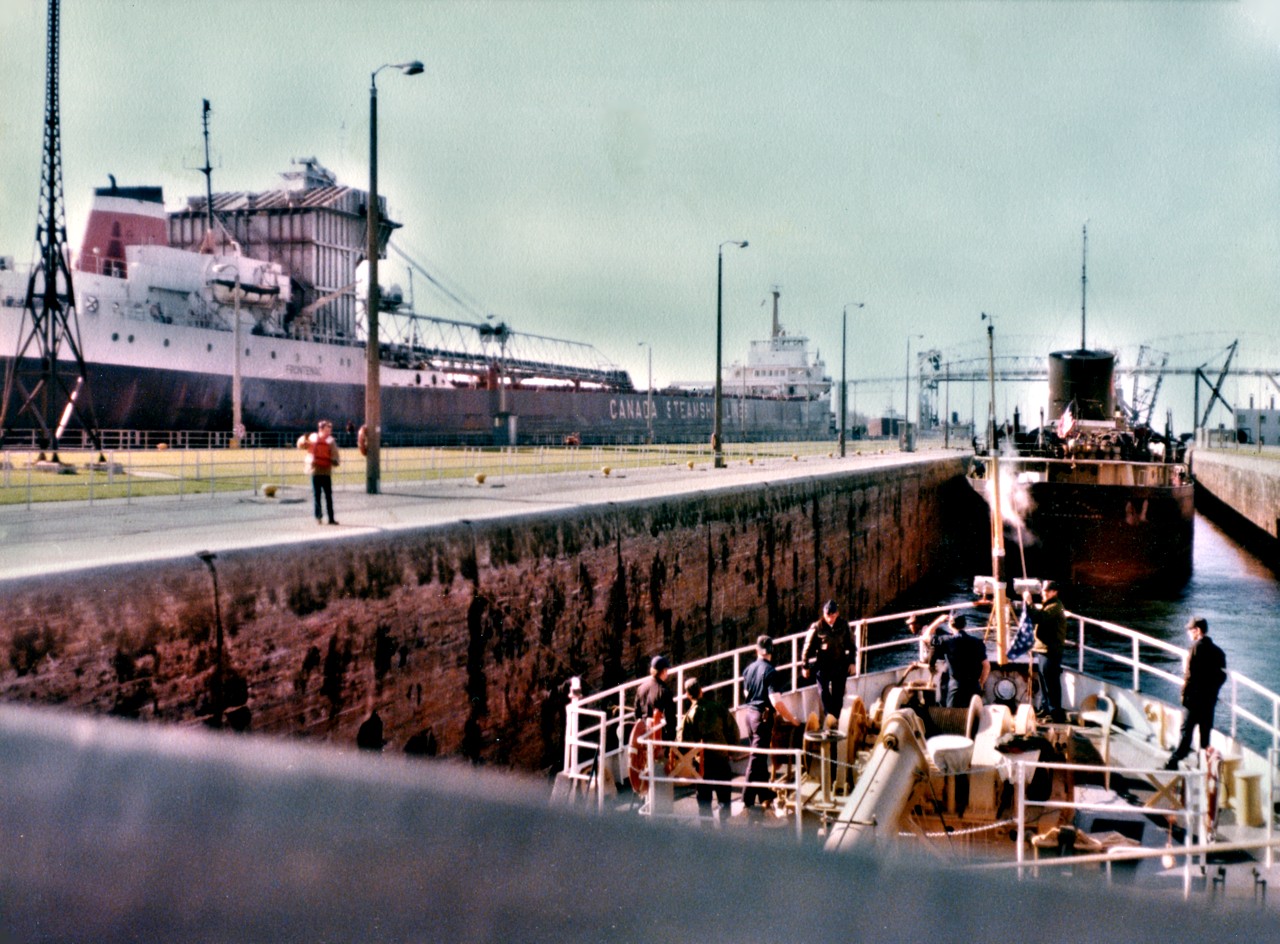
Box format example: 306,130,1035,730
0,457,969,771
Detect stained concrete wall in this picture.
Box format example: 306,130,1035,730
1192,448,1280,542
0,456,970,771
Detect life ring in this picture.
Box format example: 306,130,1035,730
627,712,666,794
357,424,369,456
1204,746,1221,833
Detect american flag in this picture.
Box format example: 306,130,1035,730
1008,607,1036,660
1055,405,1075,439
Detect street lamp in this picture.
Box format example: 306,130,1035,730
904,333,923,452
211,263,242,446
638,341,653,444
366,59,424,495
840,302,863,457
196,550,224,728
713,239,748,468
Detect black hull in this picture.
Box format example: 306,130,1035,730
0,355,832,445
970,462,1195,590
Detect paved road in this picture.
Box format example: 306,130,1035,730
0,451,950,581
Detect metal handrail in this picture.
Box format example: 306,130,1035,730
563,601,1280,855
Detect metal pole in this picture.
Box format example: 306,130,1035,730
232,271,242,445
647,342,653,446
841,308,847,457
712,239,747,468
904,334,921,451
713,247,724,468
904,335,910,450
840,302,863,457
362,60,422,491
197,551,224,728
639,341,653,445
944,361,950,449
366,71,381,494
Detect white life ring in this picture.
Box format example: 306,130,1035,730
627,712,666,794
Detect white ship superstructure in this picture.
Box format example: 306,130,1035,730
722,289,831,401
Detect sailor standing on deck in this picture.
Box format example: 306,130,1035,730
928,615,990,708
741,635,800,812
298,420,340,526
1023,581,1067,722
634,655,677,744
1165,617,1228,769
802,600,854,721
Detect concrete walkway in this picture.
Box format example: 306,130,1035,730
0,450,955,581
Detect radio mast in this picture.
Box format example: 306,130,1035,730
1,0,104,463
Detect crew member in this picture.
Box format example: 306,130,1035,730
929,614,990,708
1166,617,1227,769
741,635,800,812
802,599,854,721
634,655,677,744
1024,581,1067,722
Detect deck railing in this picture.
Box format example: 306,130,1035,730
564,602,1280,867
561,602,969,810
1068,609,1280,758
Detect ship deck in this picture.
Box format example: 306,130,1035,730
559,602,1280,908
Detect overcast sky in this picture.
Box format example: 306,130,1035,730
2,0,1278,427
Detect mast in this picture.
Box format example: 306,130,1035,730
1080,222,1088,351
0,0,103,461
201,99,216,236
984,317,1008,656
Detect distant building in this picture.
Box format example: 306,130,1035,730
1235,396,1279,444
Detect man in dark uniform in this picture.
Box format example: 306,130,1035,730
1024,581,1067,722
1166,617,1228,769
928,614,990,708
679,677,739,822
802,599,853,721
741,635,800,811
634,655,677,743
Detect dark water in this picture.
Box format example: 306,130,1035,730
921,514,1280,695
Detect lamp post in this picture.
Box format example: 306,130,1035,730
366,59,424,495
840,302,863,457
713,239,748,468
211,263,243,445
638,341,653,444
196,550,224,728
904,333,923,451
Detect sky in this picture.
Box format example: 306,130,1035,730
2,0,1278,429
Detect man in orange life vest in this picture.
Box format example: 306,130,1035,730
299,419,340,525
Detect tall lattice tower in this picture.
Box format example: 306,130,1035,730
1,0,103,461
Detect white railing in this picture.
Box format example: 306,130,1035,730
563,600,1280,870
1067,609,1280,757
561,602,971,811
1012,758,1203,896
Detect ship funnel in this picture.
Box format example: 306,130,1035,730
1048,349,1115,422
76,181,169,277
